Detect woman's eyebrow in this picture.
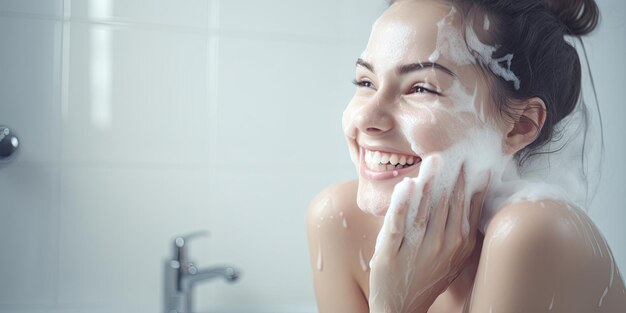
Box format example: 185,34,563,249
356,58,456,78
356,58,375,73
398,62,457,77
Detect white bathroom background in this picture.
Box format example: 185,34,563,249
0,0,624,313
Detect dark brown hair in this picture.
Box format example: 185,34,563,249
389,0,600,162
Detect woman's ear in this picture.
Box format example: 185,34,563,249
504,97,547,154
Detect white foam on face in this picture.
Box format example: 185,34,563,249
365,16,420,74
429,7,475,65
447,79,479,114
466,30,521,90
430,7,521,90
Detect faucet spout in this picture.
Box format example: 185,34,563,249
182,265,239,289
163,231,240,313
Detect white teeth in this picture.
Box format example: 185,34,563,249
380,153,390,164
389,154,399,165
373,151,382,164
364,150,372,163
399,155,407,165
363,148,419,172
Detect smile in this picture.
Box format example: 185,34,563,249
359,147,422,180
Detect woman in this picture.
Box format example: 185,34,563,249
307,0,626,312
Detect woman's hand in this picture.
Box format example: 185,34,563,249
369,160,489,313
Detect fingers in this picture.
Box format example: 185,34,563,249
444,165,466,237
375,178,414,257
443,166,488,263
454,171,490,261
401,180,430,249
409,155,439,231
423,175,450,244
440,165,470,264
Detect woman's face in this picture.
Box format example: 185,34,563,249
343,0,506,216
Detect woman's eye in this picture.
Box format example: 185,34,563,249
410,85,439,95
352,79,376,89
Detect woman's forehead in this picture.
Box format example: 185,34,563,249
362,0,464,73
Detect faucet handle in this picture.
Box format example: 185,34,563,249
173,230,209,263
174,230,209,248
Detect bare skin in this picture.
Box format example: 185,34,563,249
307,0,626,312
307,180,626,313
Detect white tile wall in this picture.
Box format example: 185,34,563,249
338,0,387,41
0,17,62,166
70,0,209,29
218,0,342,38
0,1,624,313
584,0,626,277
63,22,211,167
0,0,62,17
0,11,62,308
0,165,58,305
215,34,347,168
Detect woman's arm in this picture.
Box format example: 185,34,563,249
306,182,370,313
468,200,626,313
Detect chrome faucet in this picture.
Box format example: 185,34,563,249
163,231,240,313
0,126,19,164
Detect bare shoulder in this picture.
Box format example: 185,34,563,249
307,180,359,224
469,199,626,312
307,179,381,261
306,180,379,313
485,199,593,255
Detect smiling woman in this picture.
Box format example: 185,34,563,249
307,0,626,312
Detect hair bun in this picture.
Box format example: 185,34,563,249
543,0,599,36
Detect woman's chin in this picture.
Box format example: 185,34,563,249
356,181,392,217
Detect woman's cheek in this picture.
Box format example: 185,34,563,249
404,109,484,155
342,102,360,164
399,107,455,154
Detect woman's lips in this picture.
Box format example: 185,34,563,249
359,147,421,180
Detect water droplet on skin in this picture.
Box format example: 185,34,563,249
598,287,609,307
359,249,369,272
322,197,331,208
316,224,321,229
393,170,398,177
362,234,367,239
549,293,555,310
330,215,334,219
339,211,344,217
317,244,323,272
342,217,348,229
320,216,324,221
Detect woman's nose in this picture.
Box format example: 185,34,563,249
354,101,394,136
